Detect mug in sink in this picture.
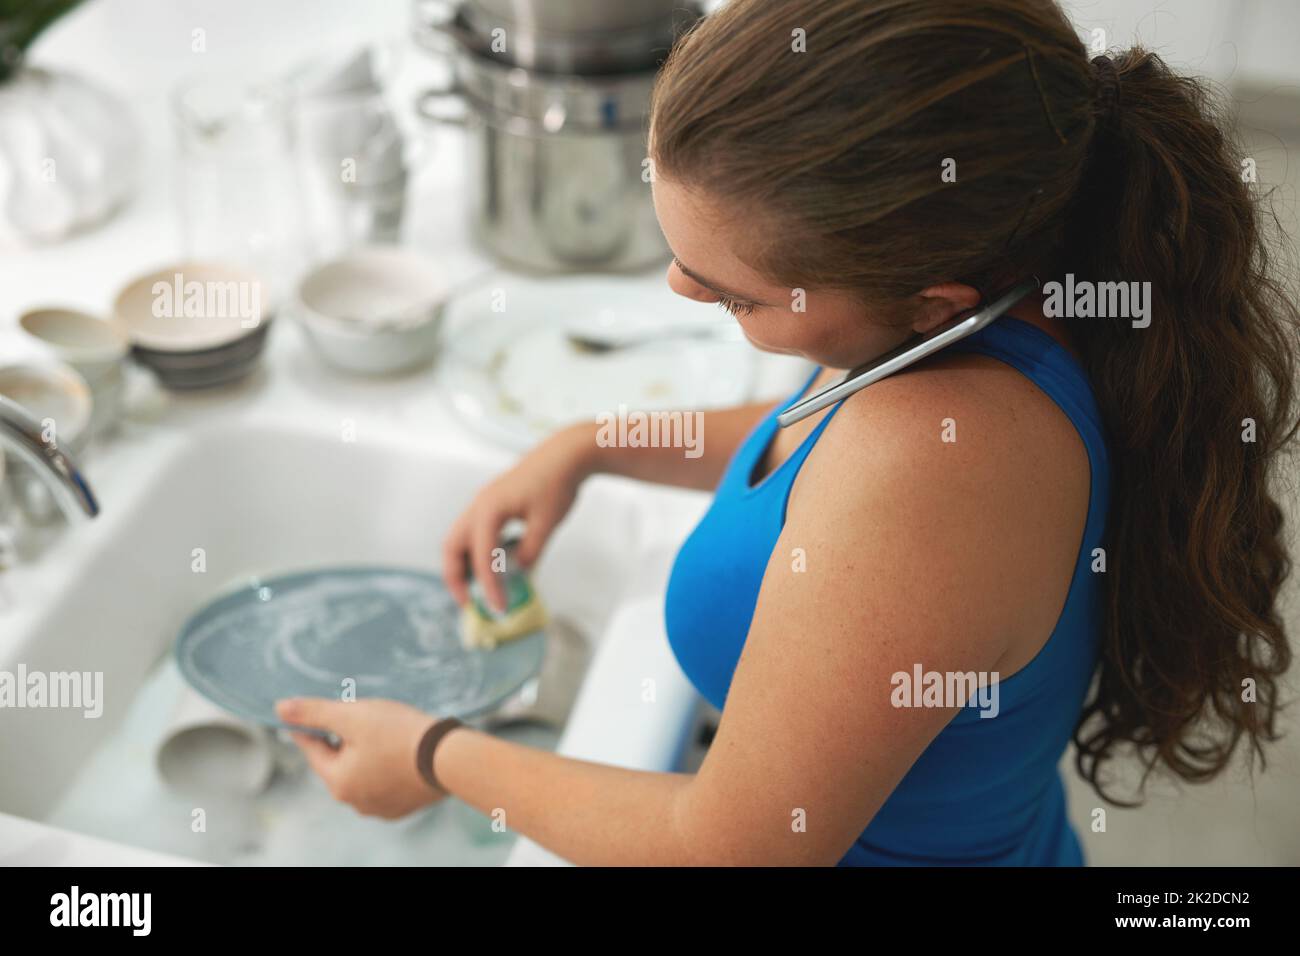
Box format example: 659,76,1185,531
292,245,448,375
156,683,276,798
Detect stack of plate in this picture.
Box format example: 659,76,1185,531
113,263,272,390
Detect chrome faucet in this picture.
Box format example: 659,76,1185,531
0,394,99,520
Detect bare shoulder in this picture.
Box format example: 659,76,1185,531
792,351,1090,511
785,351,1091,665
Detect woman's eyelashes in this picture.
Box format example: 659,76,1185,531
716,295,757,318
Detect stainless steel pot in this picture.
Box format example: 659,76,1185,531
414,0,702,75
469,0,690,36
417,43,669,273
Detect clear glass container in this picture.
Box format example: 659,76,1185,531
172,75,307,301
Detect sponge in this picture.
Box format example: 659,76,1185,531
459,557,548,650
460,594,548,650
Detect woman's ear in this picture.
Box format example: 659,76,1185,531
912,282,981,334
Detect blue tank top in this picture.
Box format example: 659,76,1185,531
664,317,1111,866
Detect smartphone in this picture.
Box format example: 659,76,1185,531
776,279,1038,428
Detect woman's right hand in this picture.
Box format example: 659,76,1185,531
441,423,595,614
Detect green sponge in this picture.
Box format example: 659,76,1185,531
459,545,547,650
460,594,548,650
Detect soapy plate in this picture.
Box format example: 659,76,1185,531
174,567,546,735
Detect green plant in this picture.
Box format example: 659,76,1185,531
0,0,85,82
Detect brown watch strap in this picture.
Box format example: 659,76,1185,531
416,717,464,792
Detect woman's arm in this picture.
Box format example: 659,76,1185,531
432,729,693,862
440,397,784,611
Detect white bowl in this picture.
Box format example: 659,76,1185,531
0,361,93,448
113,261,268,352
293,246,446,375
18,306,129,366
19,307,129,434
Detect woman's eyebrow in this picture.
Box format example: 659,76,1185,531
673,257,769,305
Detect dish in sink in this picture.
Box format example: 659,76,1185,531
174,566,547,734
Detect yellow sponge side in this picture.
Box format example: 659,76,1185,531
460,594,548,650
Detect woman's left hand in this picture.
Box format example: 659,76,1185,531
275,697,445,819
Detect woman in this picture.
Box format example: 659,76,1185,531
277,0,1297,865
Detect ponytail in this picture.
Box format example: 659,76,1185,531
1062,48,1299,803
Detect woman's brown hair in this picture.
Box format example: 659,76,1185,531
650,0,1299,804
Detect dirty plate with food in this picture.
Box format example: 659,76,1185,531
438,275,755,451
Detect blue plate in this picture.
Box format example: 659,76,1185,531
174,567,546,734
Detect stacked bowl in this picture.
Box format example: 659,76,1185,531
113,263,272,390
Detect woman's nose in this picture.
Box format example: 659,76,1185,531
666,260,718,303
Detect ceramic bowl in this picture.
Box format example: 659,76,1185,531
131,321,273,390
18,306,129,435
293,246,446,375
113,262,272,389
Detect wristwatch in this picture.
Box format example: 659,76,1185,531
415,717,464,792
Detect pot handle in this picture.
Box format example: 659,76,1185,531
415,83,470,126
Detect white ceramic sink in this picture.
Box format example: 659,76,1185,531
0,402,707,865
